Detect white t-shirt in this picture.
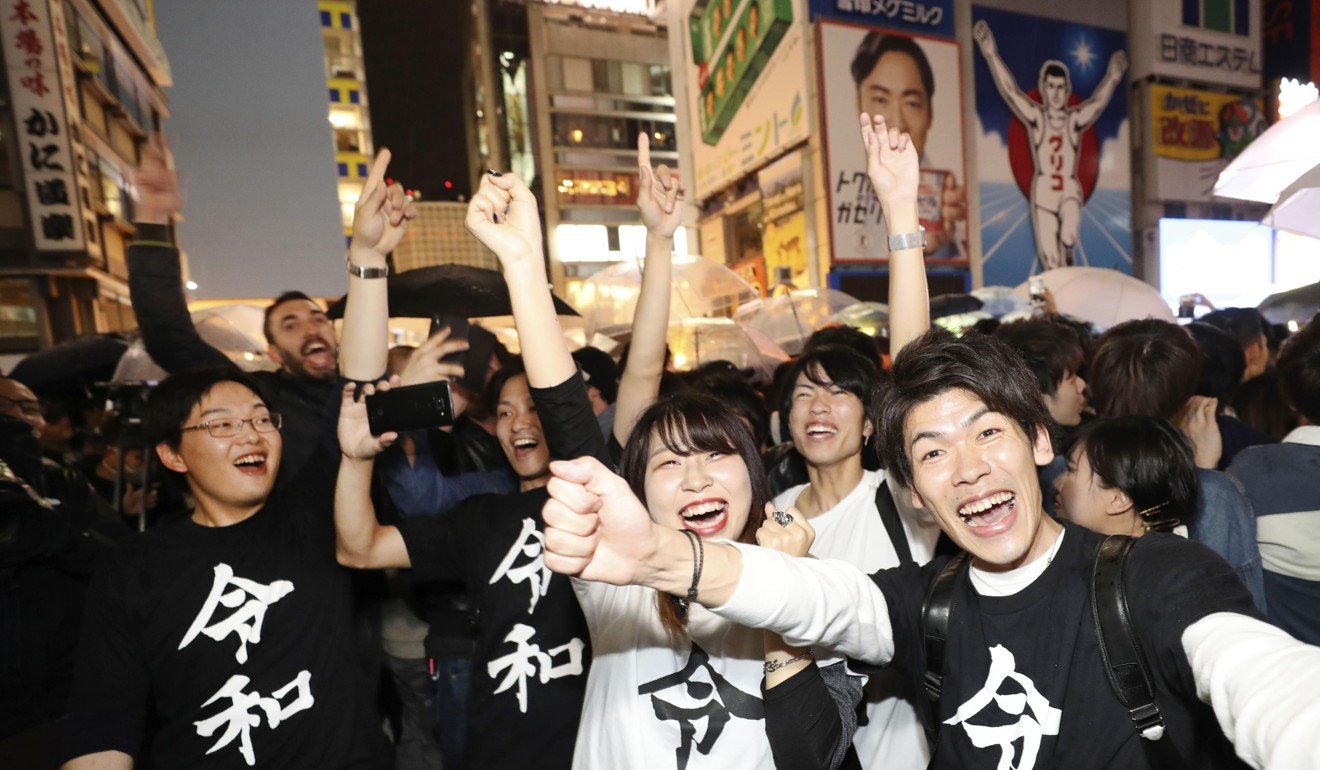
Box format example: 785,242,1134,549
571,580,774,769
774,470,939,770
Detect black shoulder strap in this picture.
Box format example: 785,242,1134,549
875,479,915,566
1091,535,1188,770
920,553,967,705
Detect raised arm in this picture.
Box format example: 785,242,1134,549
613,133,682,446
127,134,230,372
973,21,1039,126
339,149,416,381
465,172,574,389
334,379,411,569
1072,51,1127,132
862,113,928,353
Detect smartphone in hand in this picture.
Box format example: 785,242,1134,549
365,380,456,435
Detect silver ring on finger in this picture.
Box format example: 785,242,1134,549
772,509,793,527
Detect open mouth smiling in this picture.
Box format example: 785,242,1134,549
957,491,1016,536
679,498,729,537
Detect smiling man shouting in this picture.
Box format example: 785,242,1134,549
540,328,1320,769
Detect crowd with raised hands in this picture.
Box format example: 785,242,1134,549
3,111,1320,770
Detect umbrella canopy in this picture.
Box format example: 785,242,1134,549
113,307,275,384
1215,100,1320,204
1012,267,1173,330
9,333,131,396
578,254,760,339
666,318,788,382
828,302,889,337
1262,163,1320,239
325,264,579,320
970,285,1032,318
928,293,984,320
734,288,858,355
1258,282,1320,326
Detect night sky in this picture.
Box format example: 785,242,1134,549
358,0,474,201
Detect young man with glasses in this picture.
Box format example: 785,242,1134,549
59,368,376,769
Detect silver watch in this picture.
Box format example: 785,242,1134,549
888,226,926,252
346,258,388,279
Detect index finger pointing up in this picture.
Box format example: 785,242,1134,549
362,148,392,200
638,131,651,171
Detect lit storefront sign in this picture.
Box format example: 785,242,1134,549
1144,83,1265,202
2,0,88,250
1130,0,1263,90
1278,77,1318,118
808,0,952,38
556,170,639,206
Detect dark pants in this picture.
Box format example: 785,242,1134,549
429,656,472,770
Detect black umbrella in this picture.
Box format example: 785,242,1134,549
928,293,985,319
325,264,579,319
1258,282,1320,326
9,333,131,396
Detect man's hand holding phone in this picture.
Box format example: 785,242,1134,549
339,377,402,461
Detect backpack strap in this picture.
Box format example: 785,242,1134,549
1091,535,1188,769
920,553,968,704
875,479,915,566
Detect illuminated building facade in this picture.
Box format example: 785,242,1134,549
319,0,373,242
0,0,170,355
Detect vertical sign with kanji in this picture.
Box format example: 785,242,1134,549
2,0,87,250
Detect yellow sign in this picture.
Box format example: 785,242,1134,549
1150,84,1264,162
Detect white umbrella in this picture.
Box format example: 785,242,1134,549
1012,267,1173,331
666,318,788,381
1262,163,1320,239
734,288,858,355
577,254,760,339
1215,100,1320,203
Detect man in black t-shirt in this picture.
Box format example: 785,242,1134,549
542,328,1320,769
61,369,375,769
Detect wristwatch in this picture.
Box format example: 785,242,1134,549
888,226,926,252
346,258,388,279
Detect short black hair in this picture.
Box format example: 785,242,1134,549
1042,62,1069,82
850,33,934,101
688,371,771,449
144,368,268,449
878,329,1050,488
1073,415,1198,532
780,345,883,467
1088,320,1200,420
484,357,527,415
1232,369,1298,440
995,316,1086,397
1187,322,1245,402
572,346,620,404
1276,314,1320,425
263,291,322,343
1200,308,1269,352
804,325,881,365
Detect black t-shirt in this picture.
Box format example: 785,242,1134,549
394,373,605,770
873,522,1259,769
61,459,373,768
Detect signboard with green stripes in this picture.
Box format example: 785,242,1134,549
690,0,794,145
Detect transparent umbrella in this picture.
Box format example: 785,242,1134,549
734,288,858,355
113,306,274,383
1262,163,1320,239
971,286,1032,318
1215,100,1320,204
828,302,889,337
1012,267,1173,331
666,318,789,382
578,254,760,339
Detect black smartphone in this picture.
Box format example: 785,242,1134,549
430,314,497,394
365,380,455,435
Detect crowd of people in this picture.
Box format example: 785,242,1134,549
2,113,1319,770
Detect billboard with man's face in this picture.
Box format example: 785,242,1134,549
818,21,968,265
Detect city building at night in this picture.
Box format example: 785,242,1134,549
0,0,170,356
319,0,373,242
